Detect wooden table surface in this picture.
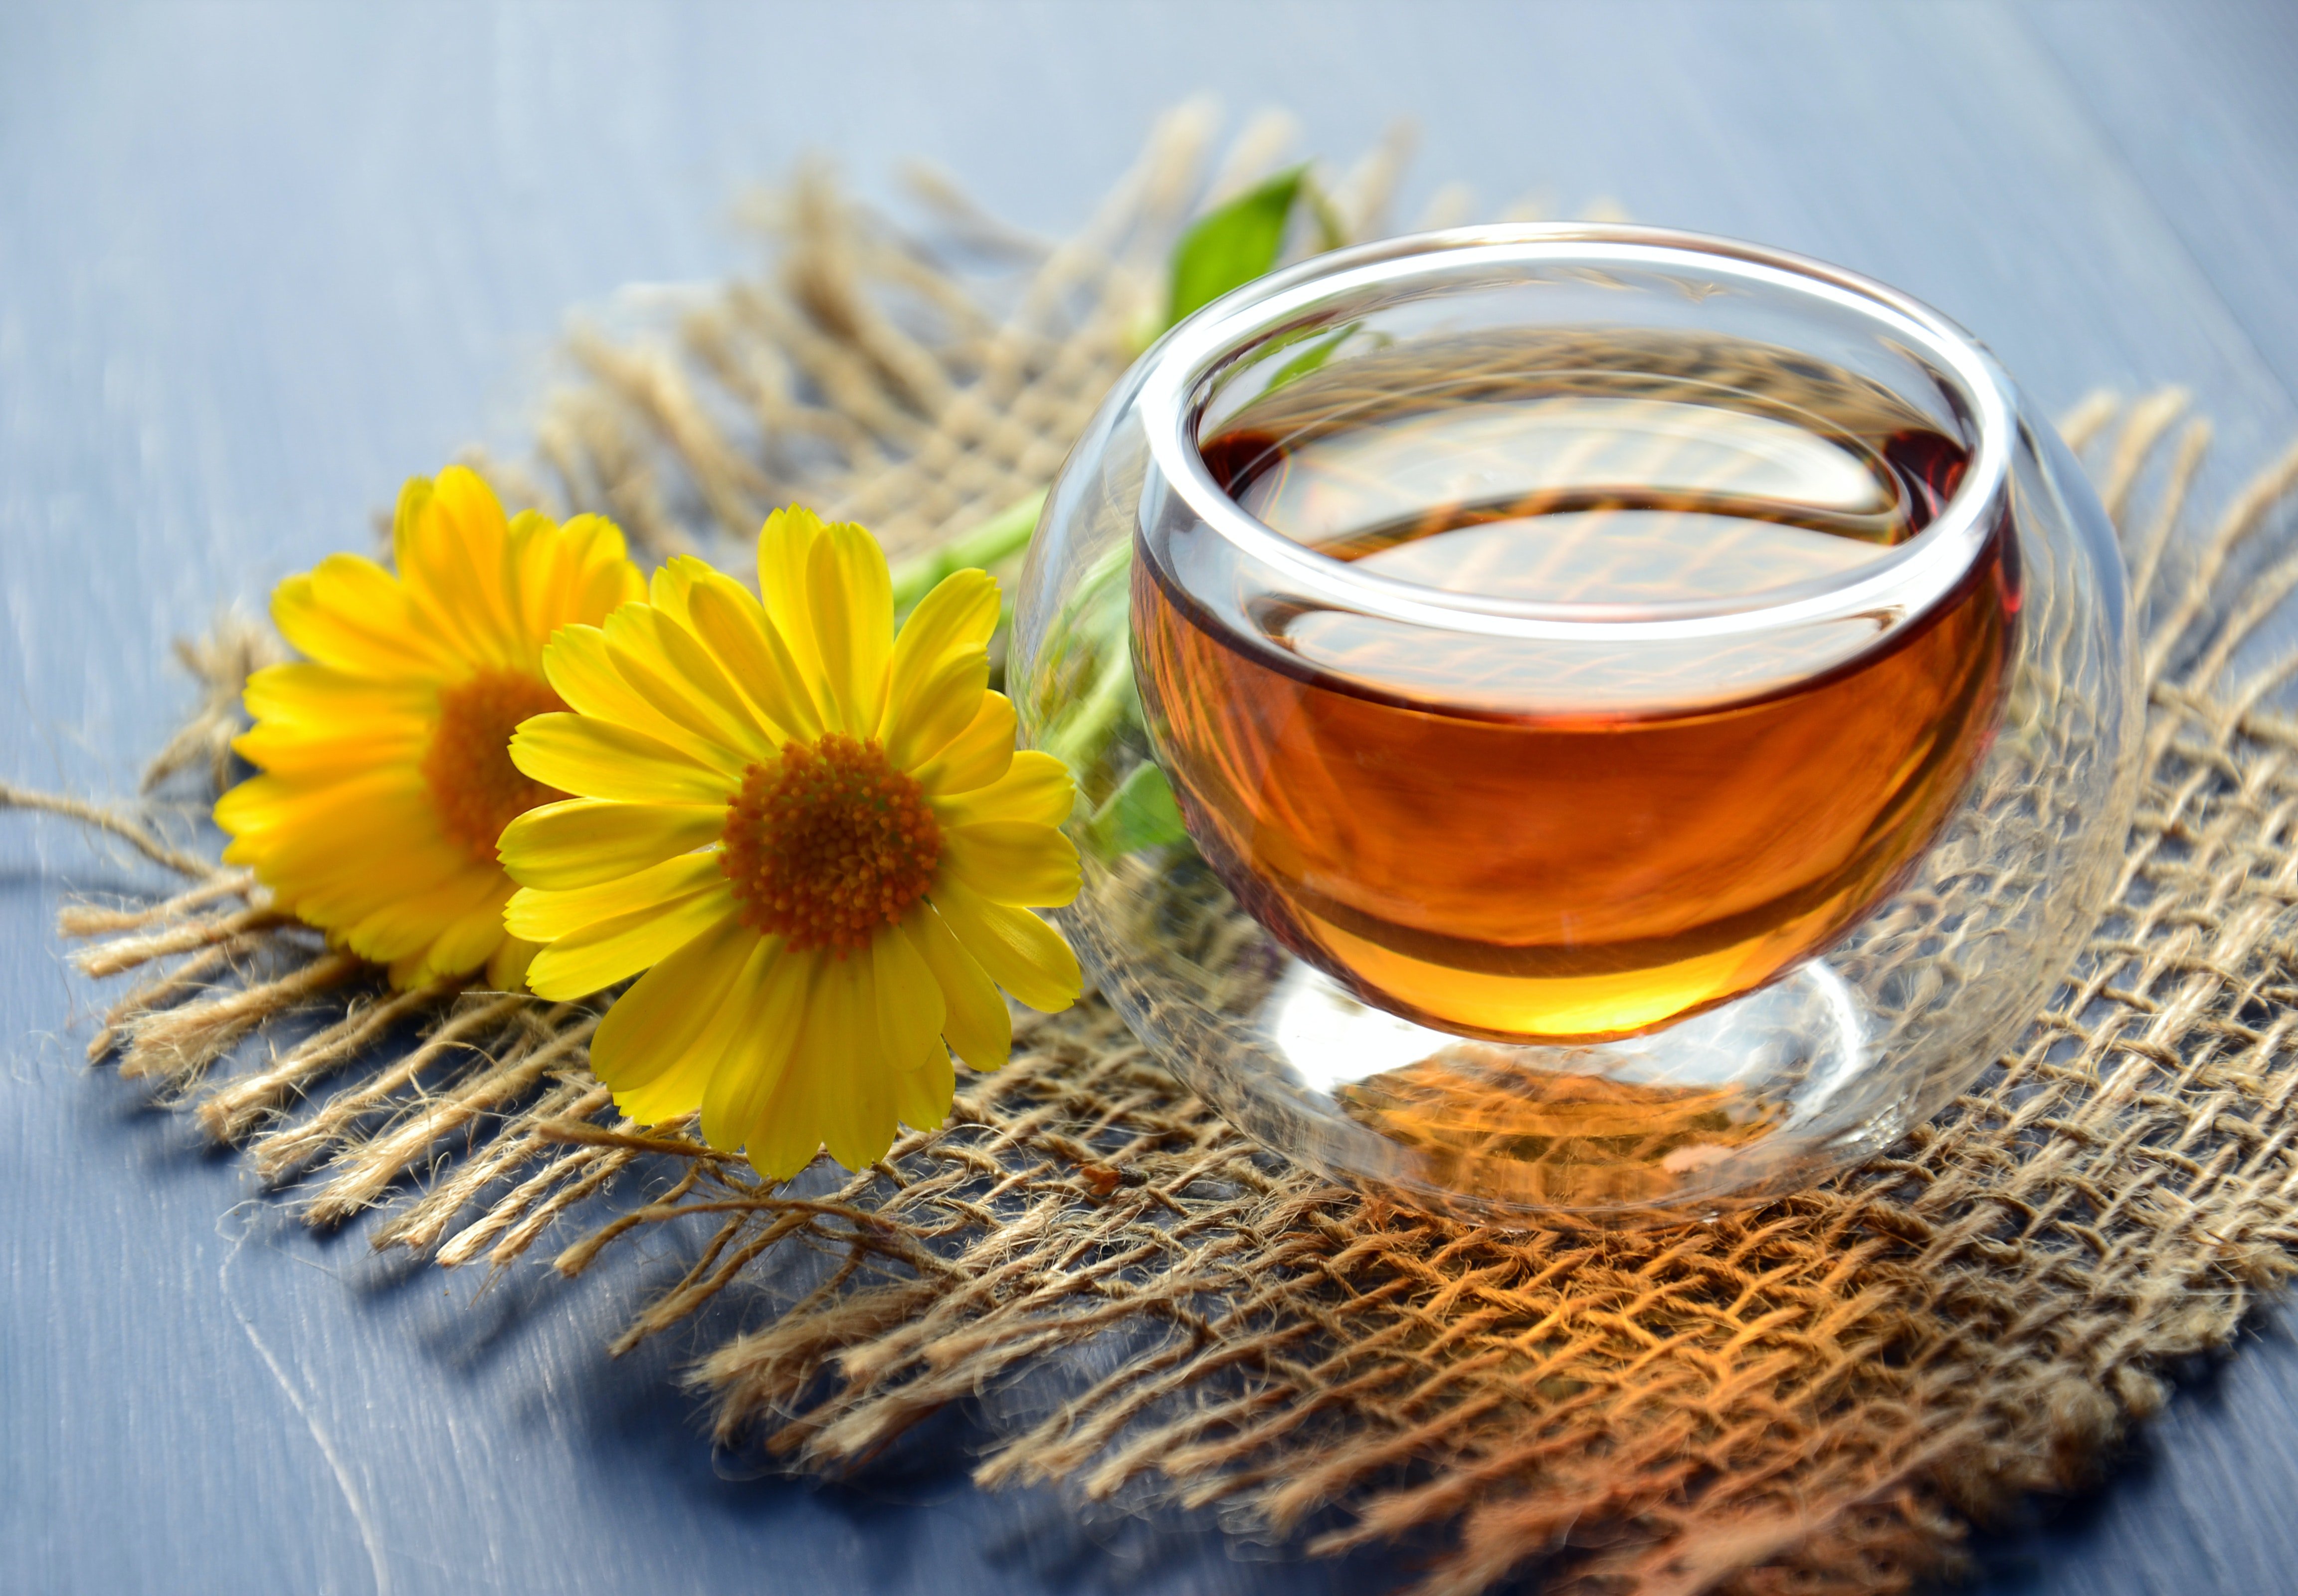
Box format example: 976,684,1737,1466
5,3,2296,1592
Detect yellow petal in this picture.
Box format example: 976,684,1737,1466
514,510,641,644
569,528,648,627
812,954,898,1170
903,907,1012,1073
238,804,456,900
395,467,521,669
883,644,990,773
215,767,428,845
912,691,1017,795
505,852,727,941
273,837,470,927
486,935,541,992
389,474,434,569
232,718,428,779
679,561,823,743
756,504,830,685
805,519,894,735
871,918,946,1072
271,558,441,680
928,878,1080,1013
744,1080,820,1180
416,886,519,984
646,554,702,622
506,509,567,643
930,751,1075,830
243,662,433,729
699,947,814,1150
588,916,758,1120
940,822,1081,909
541,623,743,776
423,467,521,641
741,949,833,1181
891,1040,956,1133
602,606,768,763
892,566,1000,664
525,880,738,1000
497,798,724,890
510,713,739,805
647,604,780,758
881,569,999,740
340,866,507,964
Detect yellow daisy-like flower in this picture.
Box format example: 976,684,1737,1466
498,506,1083,1179
216,467,645,989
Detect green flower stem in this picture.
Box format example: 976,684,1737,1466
890,489,1048,615
1043,638,1137,780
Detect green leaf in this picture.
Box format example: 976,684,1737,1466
1083,761,1189,860
1263,324,1355,395
1165,165,1308,329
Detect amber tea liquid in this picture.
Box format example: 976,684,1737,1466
1134,333,2018,1041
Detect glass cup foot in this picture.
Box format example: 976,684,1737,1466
1068,841,1932,1226
1253,960,1894,1219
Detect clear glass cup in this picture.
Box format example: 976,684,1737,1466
1012,225,2139,1225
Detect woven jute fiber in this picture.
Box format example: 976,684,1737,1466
13,107,2298,1596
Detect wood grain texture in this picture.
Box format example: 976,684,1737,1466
2,3,2294,1593
2026,0,2298,413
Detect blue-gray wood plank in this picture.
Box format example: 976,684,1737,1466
4,3,2295,1592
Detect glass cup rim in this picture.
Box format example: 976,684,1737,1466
1138,223,2017,642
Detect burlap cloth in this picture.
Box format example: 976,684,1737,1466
12,108,2298,1596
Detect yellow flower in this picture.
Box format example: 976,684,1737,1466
216,467,644,989
497,507,1083,1179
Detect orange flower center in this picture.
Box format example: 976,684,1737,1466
721,734,943,953
422,669,570,864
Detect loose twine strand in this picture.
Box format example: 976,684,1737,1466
9,108,2298,1596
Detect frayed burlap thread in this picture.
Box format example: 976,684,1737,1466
12,120,2298,1596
